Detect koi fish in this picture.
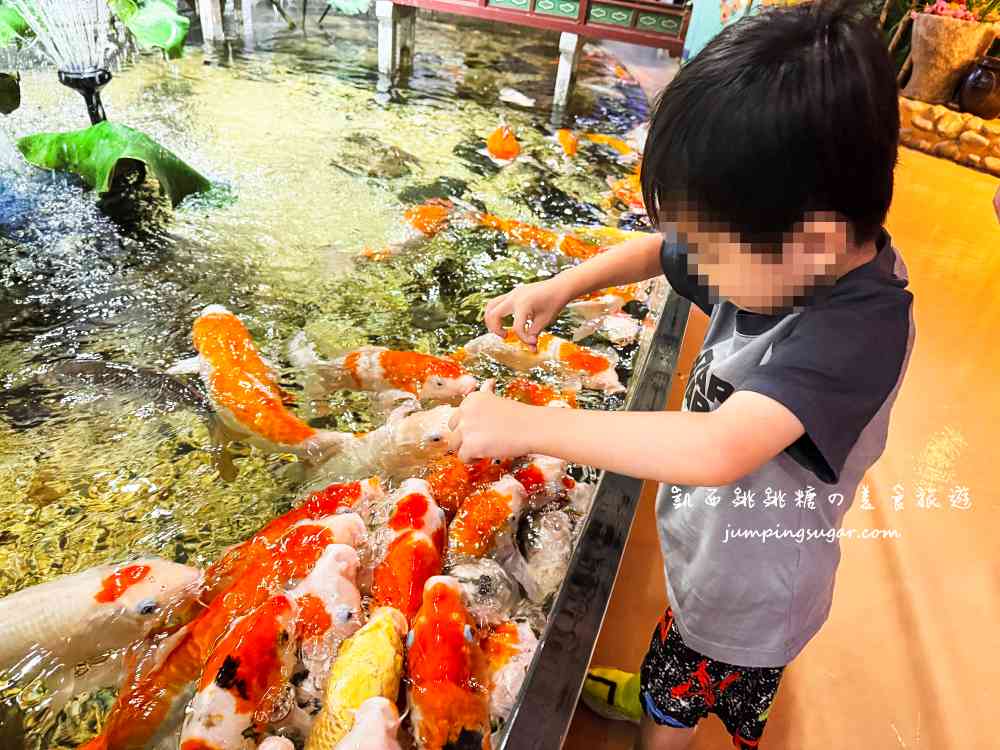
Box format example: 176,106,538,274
567,481,597,517
503,378,577,409
584,133,637,159
555,128,578,157
407,576,491,750
288,336,477,403
463,331,624,393
485,125,520,162
606,170,644,211
288,544,365,711
571,312,642,346
0,558,200,673
259,738,295,750
567,284,646,320
371,479,446,622
304,607,408,750
421,454,514,518
449,559,520,627
330,697,403,750
81,515,367,750
479,621,539,726
512,454,572,510
362,200,454,260
170,306,351,479
497,88,536,108
448,475,526,560
519,509,574,604
472,212,603,261
179,594,298,750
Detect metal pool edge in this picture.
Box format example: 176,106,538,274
498,289,692,749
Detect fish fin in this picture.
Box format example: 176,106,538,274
166,355,202,375
571,318,602,342
497,546,543,604
208,416,238,482
288,330,353,400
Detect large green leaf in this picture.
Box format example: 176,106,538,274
108,0,189,58
0,5,32,48
17,121,211,207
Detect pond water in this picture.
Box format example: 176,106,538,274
0,4,651,748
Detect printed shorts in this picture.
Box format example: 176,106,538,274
639,607,784,748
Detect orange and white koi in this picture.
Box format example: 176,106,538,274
362,200,455,259
288,544,365,710
584,133,637,160
472,212,604,260
448,475,526,559
288,336,477,403
179,594,298,750
170,306,351,478
0,558,200,673
421,453,515,518
371,479,446,622
571,312,643,346
329,697,403,750
81,514,367,750
479,621,539,726
407,576,491,750
503,378,577,409
305,607,408,750
485,125,520,163
512,454,572,510
567,284,646,320
606,169,645,211
463,331,624,393
554,128,578,157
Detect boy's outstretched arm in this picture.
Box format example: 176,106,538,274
485,233,664,346
449,388,805,487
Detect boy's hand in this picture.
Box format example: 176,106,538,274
448,382,534,462
484,276,574,348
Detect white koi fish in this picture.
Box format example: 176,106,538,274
332,696,403,750
479,620,539,727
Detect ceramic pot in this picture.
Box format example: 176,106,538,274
959,56,1000,120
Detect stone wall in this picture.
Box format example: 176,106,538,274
899,97,1000,177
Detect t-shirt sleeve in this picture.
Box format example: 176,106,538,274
660,238,714,316
738,283,913,484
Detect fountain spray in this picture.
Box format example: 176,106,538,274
8,0,115,124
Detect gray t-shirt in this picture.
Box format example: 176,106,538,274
656,230,914,668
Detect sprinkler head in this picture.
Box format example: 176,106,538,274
57,68,112,126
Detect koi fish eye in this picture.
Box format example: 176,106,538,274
427,433,443,443
406,630,415,649
334,605,354,625
135,599,159,616
464,624,474,642
432,377,446,388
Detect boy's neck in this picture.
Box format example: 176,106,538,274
834,237,879,280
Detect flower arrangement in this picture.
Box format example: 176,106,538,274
910,0,1000,22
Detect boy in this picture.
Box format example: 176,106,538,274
447,1,914,748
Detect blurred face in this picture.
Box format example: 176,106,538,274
663,210,850,314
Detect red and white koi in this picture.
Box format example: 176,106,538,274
289,336,477,403
463,331,624,393
407,576,491,750
0,558,200,673
179,594,298,750
512,454,572,510
371,479,447,622
448,475,526,560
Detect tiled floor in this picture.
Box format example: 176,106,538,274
564,69,1000,749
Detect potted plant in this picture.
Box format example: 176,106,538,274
902,0,998,104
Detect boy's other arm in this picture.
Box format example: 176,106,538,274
450,389,805,487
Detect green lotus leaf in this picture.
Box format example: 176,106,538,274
108,0,189,58
17,121,212,207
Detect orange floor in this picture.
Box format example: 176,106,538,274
565,148,1000,749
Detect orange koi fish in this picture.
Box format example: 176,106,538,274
407,576,491,750
503,378,577,409
80,514,367,750
555,128,578,157
479,621,539,726
171,306,351,479
486,125,520,162
421,454,514,518
607,169,645,211
362,200,455,259
568,284,644,320
448,475,526,559
472,212,603,261
584,133,637,158
179,595,298,750
463,331,624,393
289,335,477,403
512,454,571,510
371,479,446,622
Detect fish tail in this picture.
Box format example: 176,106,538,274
287,331,352,400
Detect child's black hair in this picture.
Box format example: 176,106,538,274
641,0,899,249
